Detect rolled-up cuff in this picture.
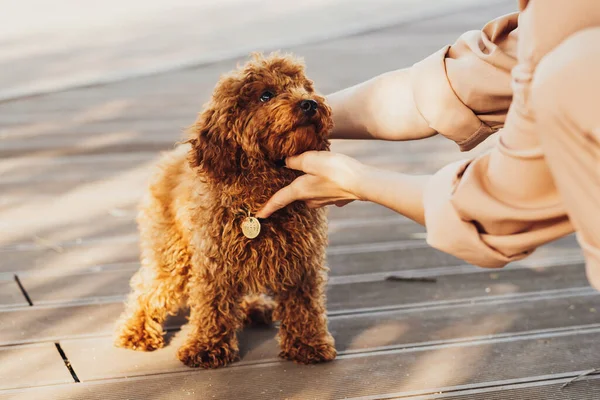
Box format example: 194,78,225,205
423,160,527,268
410,46,494,152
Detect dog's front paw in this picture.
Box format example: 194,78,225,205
279,337,337,364
114,323,165,352
177,341,239,368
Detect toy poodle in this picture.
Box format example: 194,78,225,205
114,52,336,369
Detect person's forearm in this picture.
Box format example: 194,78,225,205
354,165,429,225
327,68,436,141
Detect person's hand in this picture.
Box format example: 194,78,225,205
256,151,367,218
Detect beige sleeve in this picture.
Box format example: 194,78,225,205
420,3,591,269
423,147,573,268
410,13,519,151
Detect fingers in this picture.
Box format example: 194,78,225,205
285,151,330,175
256,184,298,219
256,151,359,218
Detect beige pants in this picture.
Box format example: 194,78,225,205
531,28,600,287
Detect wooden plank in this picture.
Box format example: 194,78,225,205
1,264,594,345
0,152,476,202
0,148,476,187
0,154,156,186
1,242,139,275
15,256,587,307
0,151,478,196
9,329,600,399
0,198,403,249
3,229,581,277
6,378,600,400
8,239,463,277
0,280,28,308
0,303,189,346
0,142,466,200
0,205,578,257
0,171,148,249
0,201,412,249
2,238,449,276
0,128,460,159
327,262,590,312
0,267,600,345
18,270,133,305
59,291,600,381
0,130,457,162
0,216,424,253
0,344,73,390
431,377,600,400
0,303,124,345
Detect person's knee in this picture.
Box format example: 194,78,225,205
530,28,600,125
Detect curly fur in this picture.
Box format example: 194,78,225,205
114,52,336,368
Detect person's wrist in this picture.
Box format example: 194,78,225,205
348,162,375,202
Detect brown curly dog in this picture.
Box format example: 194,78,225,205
114,52,336,369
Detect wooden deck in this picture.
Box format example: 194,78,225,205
2,2,599,399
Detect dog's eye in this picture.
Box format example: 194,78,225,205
259,91,274,103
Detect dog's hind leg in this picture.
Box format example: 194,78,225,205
114,218,192,351
114,265,188,351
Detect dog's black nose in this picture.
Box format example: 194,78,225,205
299,99,318,116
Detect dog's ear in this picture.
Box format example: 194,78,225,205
186,107,240,182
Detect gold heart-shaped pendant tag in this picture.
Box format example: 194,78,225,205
241,216,261,239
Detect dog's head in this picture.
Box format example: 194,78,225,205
188,52,332,182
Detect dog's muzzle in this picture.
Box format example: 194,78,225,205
299,99,318,117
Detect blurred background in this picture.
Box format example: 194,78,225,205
2,0,497,101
